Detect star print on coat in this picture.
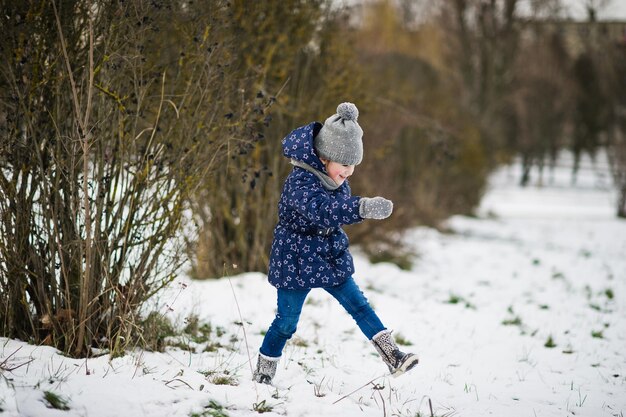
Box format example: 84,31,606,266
268,122,363,289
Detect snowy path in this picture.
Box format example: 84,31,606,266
1,158,625,417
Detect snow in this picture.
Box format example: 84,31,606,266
1,153,625,417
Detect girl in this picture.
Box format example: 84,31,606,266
253,103,419,384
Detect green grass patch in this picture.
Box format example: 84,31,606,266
394,333,413,346
447,294,462,304
143,313,229,354
202,342,223,353
141,312,177,352
591,330,604,339
190,400,229,417
253,400,273,413
502,316,523,326
446,294,475,309
184,315,217,344
210,374,238,386
168,339,196,353
43,391,70,411
544,335,557,348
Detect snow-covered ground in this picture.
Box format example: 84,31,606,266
1,153,625,417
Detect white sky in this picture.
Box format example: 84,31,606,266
555,0,626,20
337,0,626,21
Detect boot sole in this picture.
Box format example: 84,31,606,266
392,355,419,377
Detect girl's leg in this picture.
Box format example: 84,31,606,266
324,277,385,340
259,287,310,358
326,277,419,375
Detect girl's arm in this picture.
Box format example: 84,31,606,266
285,171,362,228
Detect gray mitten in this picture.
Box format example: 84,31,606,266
359,197,393,220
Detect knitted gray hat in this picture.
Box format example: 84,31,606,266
314,102,363,166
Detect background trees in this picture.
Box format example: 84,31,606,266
598,23,626,217
344,1,489,261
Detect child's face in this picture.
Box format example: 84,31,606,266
322,159,355,186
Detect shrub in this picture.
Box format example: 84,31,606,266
0,0,267,357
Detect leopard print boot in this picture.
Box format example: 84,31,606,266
371,330,419,376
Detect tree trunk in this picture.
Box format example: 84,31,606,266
618,185,626,218
520,154,532,187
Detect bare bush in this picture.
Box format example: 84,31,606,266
0,0,266,357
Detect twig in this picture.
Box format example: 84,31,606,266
132,350,144,379
227,274,254,377
83,18,94,132
0,346,22,369
164,378,194,390
52,0,97,357
373,385,387,417
332,374,387,405
0,347,35,373
51,0,84,132
84,357,91,376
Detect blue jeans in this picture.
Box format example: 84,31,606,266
260,277,386,358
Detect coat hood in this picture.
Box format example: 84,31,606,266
281,122,325,172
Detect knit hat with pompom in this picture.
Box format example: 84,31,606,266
314,102,363,166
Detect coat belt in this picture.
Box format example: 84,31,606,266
280,224,335,237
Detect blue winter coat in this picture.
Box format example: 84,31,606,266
268,122,364,289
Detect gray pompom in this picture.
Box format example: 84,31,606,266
336,102,359,121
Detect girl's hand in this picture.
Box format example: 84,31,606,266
359,197,393,219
